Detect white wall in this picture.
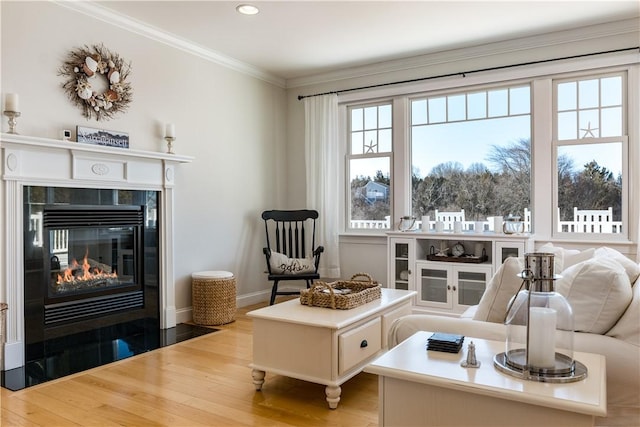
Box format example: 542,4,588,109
1,2,286,317
285,19,640,281
2,3,638,317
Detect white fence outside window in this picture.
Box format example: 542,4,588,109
350,207,621,234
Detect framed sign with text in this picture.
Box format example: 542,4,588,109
76,126,129,149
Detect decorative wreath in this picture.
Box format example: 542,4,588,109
59,44,133,121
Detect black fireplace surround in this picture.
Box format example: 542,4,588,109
16,186,162,388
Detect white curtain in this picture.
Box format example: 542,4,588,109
304,94,341,278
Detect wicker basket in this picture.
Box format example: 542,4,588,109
192,271,236,325
300,273,381,309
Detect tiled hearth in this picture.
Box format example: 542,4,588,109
0,133,193,373
2,321,216,391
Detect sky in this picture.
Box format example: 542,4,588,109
351,100,623,180
411,115,529,177
413,116,622,178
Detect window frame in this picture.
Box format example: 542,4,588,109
345,100,394,232
408,82,533,228
337,57,638,248
551,70,629,241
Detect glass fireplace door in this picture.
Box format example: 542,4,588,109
42,206,144,306
48,224,138,301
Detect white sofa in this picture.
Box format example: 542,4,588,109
389,245,640,426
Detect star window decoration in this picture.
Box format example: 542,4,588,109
580,121,598,138
364,139,378,153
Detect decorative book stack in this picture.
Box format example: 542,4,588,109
426,332,465,353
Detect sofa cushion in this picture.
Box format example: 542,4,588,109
606,278,640,346
268,251,315,274
595,246,640,285
537,243,595,273
473,257,524,323
556,257,632,334
564,247,595,269
537,242,566,273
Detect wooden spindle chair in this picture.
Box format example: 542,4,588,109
262,210,324,305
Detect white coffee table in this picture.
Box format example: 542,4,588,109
248,288,416,408
365,330,606,426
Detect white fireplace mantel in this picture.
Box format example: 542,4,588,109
1,133,193,370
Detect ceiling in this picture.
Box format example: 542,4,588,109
95,1,639,81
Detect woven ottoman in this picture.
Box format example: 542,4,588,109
191,271,236,325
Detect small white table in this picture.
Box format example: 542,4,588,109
248,288,416,408
365,331,607,426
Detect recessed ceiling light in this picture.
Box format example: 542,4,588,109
236,4,259,15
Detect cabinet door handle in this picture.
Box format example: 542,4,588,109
360,339,368,348
447,285,451,291
453,286,457,291
408,270,411,275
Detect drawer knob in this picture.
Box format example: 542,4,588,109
360,339,368,348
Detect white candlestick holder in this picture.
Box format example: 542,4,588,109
3,110,21,134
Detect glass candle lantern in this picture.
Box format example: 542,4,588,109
502,214,524,234
494,252,587,382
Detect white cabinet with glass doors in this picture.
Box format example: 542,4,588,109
387,232,533,315
415,261,493,313
388,238,415,291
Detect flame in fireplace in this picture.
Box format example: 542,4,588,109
56,252,117,285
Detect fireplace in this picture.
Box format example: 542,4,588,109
1,133,193,375
23,187,160,363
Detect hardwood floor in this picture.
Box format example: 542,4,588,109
0,301,379,426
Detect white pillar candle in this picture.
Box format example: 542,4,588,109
528,307,557,368
421,215,430,232
453,221,462,233
165,123,175,138
493,216,503,233
5,93,19,111
435,221,444,232
474,243,484,257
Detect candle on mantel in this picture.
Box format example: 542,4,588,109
165,123,175,138
528,307,557,368
5,93,19,112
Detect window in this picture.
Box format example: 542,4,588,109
411,86,531,231
347,103,392,230
339,61,636,242
554,73,626,235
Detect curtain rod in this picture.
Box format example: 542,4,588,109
297,46,640,101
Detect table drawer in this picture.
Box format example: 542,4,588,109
339,317,382,374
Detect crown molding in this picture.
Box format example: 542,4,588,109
286,18,640,89
51,0,286,88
